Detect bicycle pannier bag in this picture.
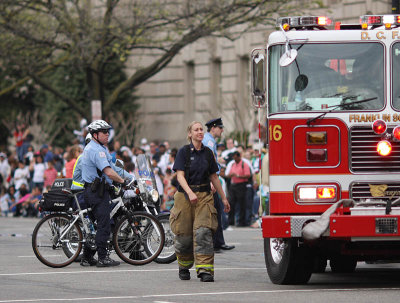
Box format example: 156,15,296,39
40,191,73,212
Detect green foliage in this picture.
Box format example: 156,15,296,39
225,130,251,147
32,56,137,147
0,63,36,146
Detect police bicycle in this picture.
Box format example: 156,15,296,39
31,179,165,268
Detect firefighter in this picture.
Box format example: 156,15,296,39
170,121,230,282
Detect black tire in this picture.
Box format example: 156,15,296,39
264,238,313,284
32,213,83,268
330,257,357,273
154,214,176,264
113,212,165,265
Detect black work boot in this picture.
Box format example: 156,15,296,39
80,256,97,267
179,268,190,280
96,256,120,267
198,272,214,282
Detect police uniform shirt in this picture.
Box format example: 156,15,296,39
82,140,114,184
202,132,217,159
71,155,84,189
202,132,220,173
173,143,218,185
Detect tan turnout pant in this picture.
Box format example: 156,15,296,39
170,191,218,276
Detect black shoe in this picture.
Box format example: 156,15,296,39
179,268,190,280
214,247,222,253
96,256,120,267
199,272,214,282
80,256,97,267
220,244,235,250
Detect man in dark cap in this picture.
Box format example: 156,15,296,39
203,117,235,252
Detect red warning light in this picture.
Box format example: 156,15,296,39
372,119,387,135
393,126,400,141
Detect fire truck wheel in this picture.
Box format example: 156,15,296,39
329,257,357,273
264,238,313,285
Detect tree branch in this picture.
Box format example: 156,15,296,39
29,73,88,119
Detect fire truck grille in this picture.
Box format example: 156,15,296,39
350,182,400,202
375,218,398,234
350,126,400,172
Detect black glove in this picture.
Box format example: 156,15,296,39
121,179,130,189
112,181,123,188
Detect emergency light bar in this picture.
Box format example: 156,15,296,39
276,16,333,30
360,15,400,28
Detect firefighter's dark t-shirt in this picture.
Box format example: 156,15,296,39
173,143,218,185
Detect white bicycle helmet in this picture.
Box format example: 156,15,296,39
87,120,112,134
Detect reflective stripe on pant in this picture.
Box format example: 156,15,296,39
170,191,218,275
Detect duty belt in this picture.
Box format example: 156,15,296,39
84,182,112,190
178,184,210,193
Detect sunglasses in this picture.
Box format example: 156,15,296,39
99,130,109,134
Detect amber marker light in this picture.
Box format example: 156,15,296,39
282,23,290,31
307,131,327,144
372,119,387,134
385,23,392,29
393,126,400,141
317,187,336,199
377,140,392,156
361,23,368,29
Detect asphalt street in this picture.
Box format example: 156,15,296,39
2,217,400,303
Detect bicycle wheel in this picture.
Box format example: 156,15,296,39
32,213,83,268
113,212,165,265
62,220,84,263
154,213,176,264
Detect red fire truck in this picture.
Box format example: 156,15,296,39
251,15,400,284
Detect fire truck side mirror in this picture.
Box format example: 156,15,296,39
251,52,266,106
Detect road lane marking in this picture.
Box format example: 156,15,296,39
1,288,400,302
0,267,266,277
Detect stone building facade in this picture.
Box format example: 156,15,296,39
130,0,390,148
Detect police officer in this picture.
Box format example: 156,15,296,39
81,120,127,267
170,121,230,282
203,118,235,252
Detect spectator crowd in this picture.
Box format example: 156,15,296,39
0,122,268,230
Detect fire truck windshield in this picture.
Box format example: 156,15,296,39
392,43,400,110
268,42,384,113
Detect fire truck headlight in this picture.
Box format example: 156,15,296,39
377,140,392,156
296,184,338,203
298,187,317,200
